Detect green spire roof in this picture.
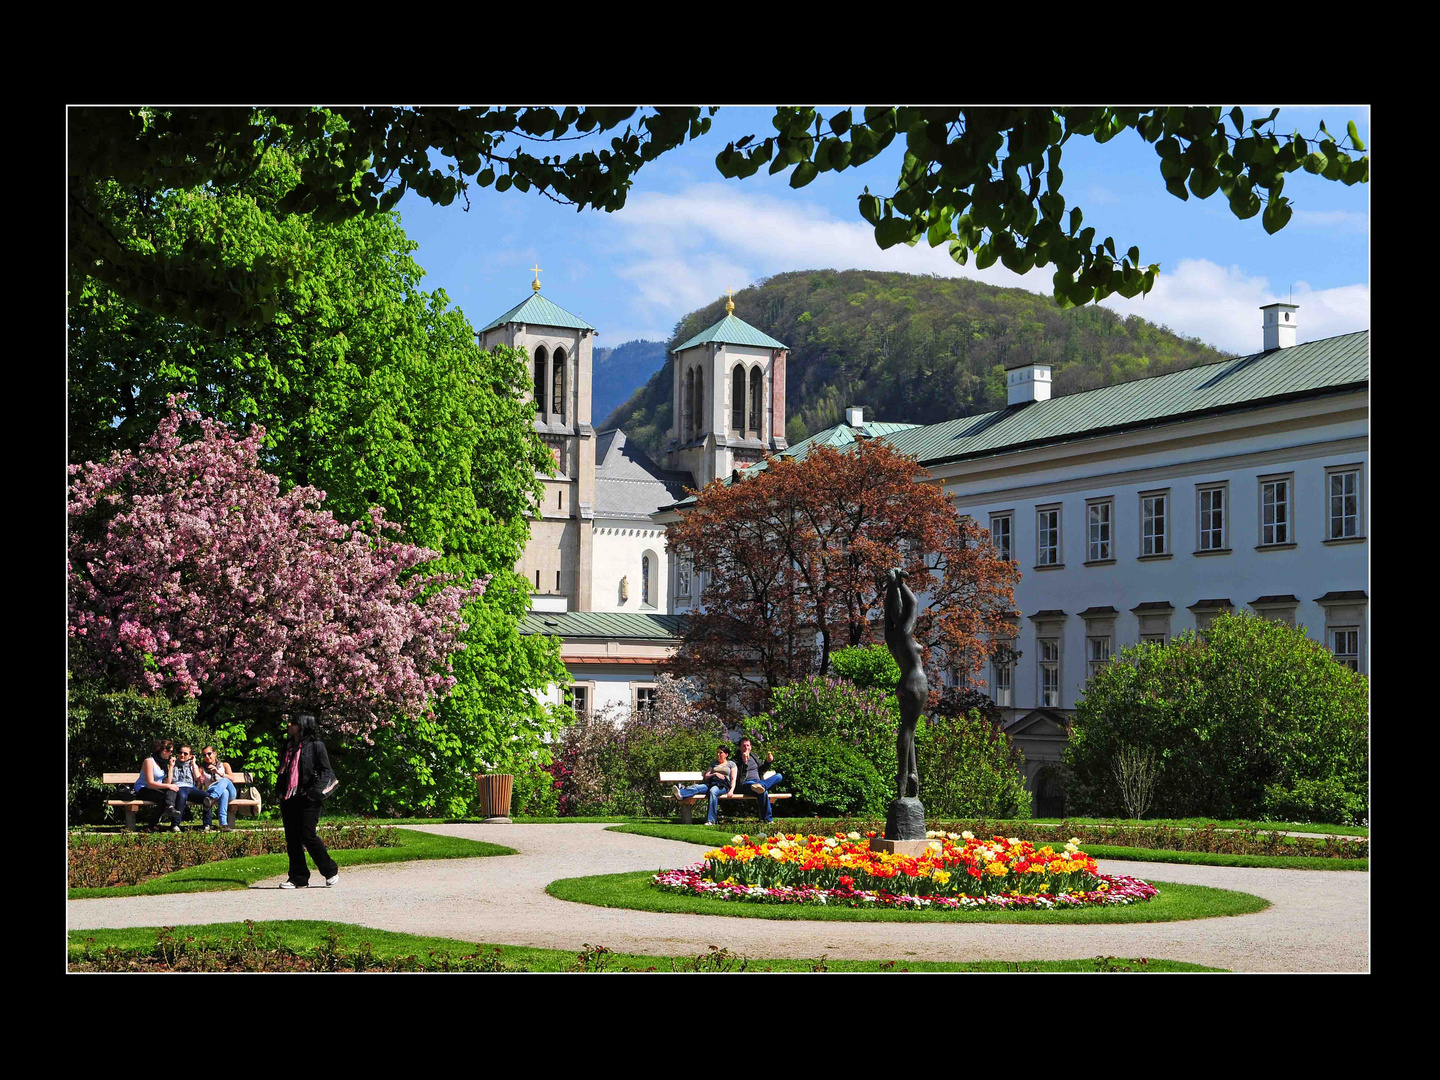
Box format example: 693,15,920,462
480,292,595,333
672,314,787,353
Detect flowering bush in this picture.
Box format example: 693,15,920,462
653,831,1158,910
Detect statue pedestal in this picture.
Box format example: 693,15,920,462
883,795,926,843
869,837,935,857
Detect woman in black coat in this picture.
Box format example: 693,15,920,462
276,711,341,889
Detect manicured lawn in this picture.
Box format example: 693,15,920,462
605,823,1368,872
68,830,515,899
546,870,1268,924
66,921,1225,972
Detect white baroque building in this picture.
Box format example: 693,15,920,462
659,305,1369,811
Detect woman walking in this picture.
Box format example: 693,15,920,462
276,711,340,889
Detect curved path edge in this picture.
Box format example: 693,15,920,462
67,823,1368,973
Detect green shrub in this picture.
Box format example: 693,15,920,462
768,736,888,817
624,730,730,816
68,678,214,825
509,752,560,817
1262,777,1367,827
748,676,899,793
828,645,900,691
916,710,1032,819
1064,612,1369,821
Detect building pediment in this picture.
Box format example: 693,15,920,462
1004,708,1069,738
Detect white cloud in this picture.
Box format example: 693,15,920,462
603,183,1368,355
1292,208,1369,233
1099,259,1370,355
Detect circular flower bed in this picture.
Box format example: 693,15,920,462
652,830,1159,911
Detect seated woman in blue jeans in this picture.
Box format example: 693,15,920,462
197,746,239,830
673,744,738,826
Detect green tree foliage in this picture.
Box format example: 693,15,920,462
1063,613,1369,823
608,270,1230,458
67,146,571,817
715,107,1368,307
916,711,1032,819
70,108,1365,331
747,675,901,795
69,107,715,333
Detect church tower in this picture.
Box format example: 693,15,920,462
664,291,789,489
478,269,597,611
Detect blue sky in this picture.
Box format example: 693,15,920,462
394,106,1369,357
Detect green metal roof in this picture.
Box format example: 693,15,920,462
884,330,1368,466
672,314,788,353
520,611,682,639
480,292,596,333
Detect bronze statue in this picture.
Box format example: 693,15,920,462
883,567,927,839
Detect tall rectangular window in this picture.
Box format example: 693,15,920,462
1260,476,1291,545
992,657,1013,707
1197,484,1227,551
1087,636,1112,679
1087,500,1113,561
634,686,656,713
1141,492,1167,556
990,513,1013,562
1039,639,1060,707
1331,628,1359,671
1037,507,1060,566
570,685,589,719
1328,469,1360,539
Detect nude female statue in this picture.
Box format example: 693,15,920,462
884,567,926,801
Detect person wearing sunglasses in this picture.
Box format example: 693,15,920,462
131,739,183,830
197,746,239,831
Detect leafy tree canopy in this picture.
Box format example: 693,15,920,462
70,106,1366,330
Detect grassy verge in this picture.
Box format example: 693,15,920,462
605,823,1367,871
66,921,1225,972
68,830,515,899
547,870,1268,924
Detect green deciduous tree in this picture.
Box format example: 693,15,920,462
1063,612,1369,823
68,145,571,816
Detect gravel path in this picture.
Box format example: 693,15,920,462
67,823,1369,972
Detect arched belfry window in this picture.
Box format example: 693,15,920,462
682,368,694,437
731,367,746,432
533,347,549,416
641,553,652,606
692,367,704,434
552,347,566,423
749,366,763,434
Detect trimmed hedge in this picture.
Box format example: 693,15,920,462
768,736,888,817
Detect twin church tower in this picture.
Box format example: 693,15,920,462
478,273,790,612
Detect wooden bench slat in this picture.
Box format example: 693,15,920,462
104,772,253,784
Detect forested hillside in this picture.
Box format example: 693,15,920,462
593,339,667,428
602,269,1228,458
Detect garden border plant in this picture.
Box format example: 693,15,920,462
66,921,1225,972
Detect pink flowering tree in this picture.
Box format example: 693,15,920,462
68,399,486,736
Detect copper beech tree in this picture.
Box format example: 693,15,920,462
664,439,1019,719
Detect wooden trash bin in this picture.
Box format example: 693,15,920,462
477,774,514,823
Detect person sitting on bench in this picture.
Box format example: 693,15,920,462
673,744,737,826
131,739,183,830
734,737,784,825
197,746,239,831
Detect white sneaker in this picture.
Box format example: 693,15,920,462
325,873,339,887
672,785,683,799
279,881,300,889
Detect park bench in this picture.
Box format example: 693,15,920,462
659,771,792,825
103,772,263,831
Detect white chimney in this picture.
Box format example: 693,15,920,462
1260,302,1299,351
845,405,865,427
1005,362,1052,407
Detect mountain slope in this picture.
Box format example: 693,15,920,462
603,269,1228,459
593,339,668,429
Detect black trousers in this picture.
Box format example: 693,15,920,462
280,796,338,885
133,786,180,825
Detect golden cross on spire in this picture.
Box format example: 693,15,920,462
531,264,543,293
724,287,735,314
